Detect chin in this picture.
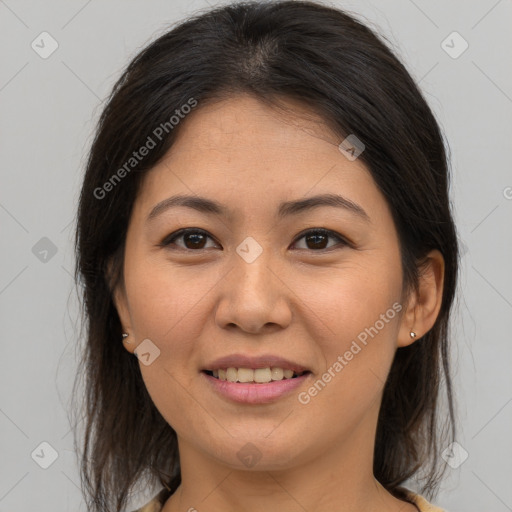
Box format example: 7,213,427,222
205,434,306,471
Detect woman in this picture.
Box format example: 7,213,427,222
73,1,460,511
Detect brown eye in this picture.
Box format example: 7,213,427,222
160,227,349,252
161,229,218,250
292,229,348,251
182,232,207,249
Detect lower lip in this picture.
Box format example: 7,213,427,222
202,371,311,404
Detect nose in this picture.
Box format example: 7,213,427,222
214,246,292,334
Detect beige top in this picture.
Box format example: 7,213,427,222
131,486,446,511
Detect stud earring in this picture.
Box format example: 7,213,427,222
409,330,417,339
122,333,129,342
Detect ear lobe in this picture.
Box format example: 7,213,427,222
112,284,137,353
397,249,445,347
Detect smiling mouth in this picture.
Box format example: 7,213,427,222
203,368,310,384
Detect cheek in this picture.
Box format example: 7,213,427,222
301,257,402,342
124,258,217,349
125,260,211,429
300,260,401,406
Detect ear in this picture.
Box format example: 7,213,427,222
397,249,445,347
107,258,136,354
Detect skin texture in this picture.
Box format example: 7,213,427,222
113,94,444,512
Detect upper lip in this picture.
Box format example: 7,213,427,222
203,354,310,373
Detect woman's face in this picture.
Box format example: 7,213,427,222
114,93,417,471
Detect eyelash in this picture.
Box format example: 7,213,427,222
159,227,351,252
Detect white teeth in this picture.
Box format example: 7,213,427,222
238,368,254,383
271,367,283,380
210,367,303,383
254,368,272,383
226,367,238,382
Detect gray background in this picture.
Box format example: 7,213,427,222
1,0,511,511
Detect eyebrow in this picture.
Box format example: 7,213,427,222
146,193,371,224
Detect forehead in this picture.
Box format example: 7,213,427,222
170,94,340,154
133,94,385,225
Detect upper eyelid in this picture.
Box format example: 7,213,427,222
163,228,217,246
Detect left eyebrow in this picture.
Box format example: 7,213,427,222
146,193,371,224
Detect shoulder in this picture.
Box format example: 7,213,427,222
129,487,168,512
398,487,447,512
130,498,162,512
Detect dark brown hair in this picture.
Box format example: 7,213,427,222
72,1,459,511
